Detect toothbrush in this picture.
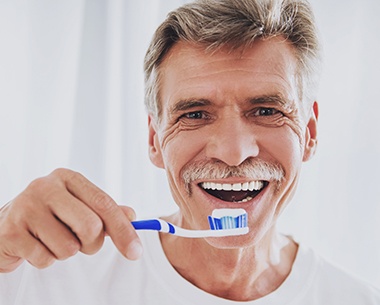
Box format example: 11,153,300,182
131,208,248,238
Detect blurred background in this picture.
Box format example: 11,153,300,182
0,0,379,287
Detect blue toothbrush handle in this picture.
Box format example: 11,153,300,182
131,219,175,234
131,219,162,231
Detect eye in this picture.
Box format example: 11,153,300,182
177,110,213,128
253,107,282,117
181,111,208,120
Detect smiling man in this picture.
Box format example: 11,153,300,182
147,35,313,299
0,0,379,304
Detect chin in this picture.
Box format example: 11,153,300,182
204,221,274,250
205,233,257,250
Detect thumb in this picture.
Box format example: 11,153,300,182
104,205,137,237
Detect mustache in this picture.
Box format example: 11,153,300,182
181,158,285,195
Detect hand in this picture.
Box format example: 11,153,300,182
0,168,142,273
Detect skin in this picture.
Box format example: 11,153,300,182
148,38,318,301
0,169,143,272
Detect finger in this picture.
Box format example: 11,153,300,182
1,231,56,270
0,253,23,273
21,234,56,269
63,171,142,260
5,177,101,259
27,210,81,259
105,206,136,237
0,199,52,271
47,192,105,255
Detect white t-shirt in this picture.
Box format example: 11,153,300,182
1,231,379,305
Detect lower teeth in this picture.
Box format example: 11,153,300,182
237,196,253,203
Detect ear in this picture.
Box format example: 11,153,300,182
148,115,164,168
303,101,319,162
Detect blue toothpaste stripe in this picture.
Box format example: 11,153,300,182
208,216,215,230
208,214,247,230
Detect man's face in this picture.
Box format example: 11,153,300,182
148,38,318,248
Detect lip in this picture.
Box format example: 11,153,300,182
196,178,259,184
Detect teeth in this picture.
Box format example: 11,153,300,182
242,182,249,191
240,196,253,203
201,181,265,191
248,181,255,191
222,183,232,191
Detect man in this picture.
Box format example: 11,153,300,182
0,0,379,304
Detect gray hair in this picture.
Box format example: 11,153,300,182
144,0,322,121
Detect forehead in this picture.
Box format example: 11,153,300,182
158,38,299,111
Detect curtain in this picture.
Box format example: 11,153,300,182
0,0,379,287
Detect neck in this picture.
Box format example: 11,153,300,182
160,214,298,301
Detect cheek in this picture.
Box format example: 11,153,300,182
160,122,182,151
159,128,211,228
160,126,208,183
287,117,307,151
261,125,304,174
260,126,304,219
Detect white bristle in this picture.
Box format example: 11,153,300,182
211,208,246,218
209,208,248,230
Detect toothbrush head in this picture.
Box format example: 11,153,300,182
208,208,248,235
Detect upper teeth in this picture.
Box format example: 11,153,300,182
201,181,264,191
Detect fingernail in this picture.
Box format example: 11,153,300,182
126,240,143,260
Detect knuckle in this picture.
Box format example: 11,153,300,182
26,177,60,203
0,226,21,243
51,168,83,187
10,193,41,221
0,258,24,273
51,167,71,178
32,256,55,269
56,240,81,260
79,213,104,240
27,177,49,194
80,238,104,255
0,236,24,272
0,209,25,238
91,192,115,214
29,245,55,269
52,168,83,185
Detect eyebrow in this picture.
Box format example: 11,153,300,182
169,99,212,115
248,94,292,107
169,94,293,115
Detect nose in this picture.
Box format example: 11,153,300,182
205,117,259,166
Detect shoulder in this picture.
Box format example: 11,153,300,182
297,244,380,304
